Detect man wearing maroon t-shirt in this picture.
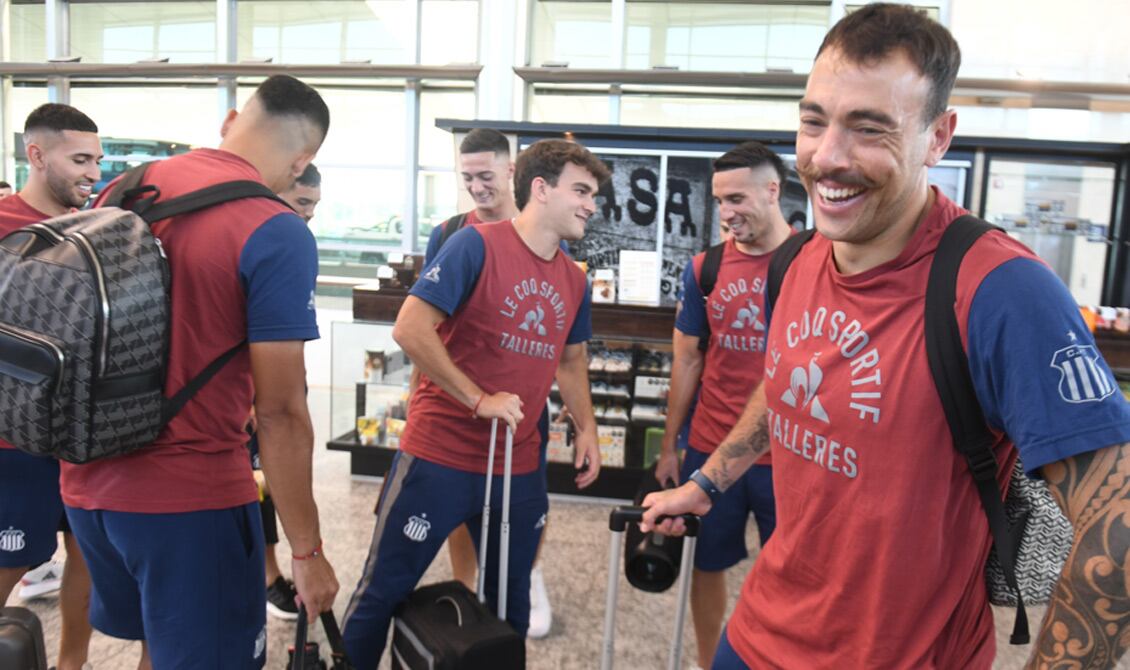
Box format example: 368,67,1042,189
656,141,791,670
342,139,609,669
643,5,1130,669
0,103,101,670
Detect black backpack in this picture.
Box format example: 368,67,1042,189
765,216,1073,645
0,162,291,462
436,212,469,253
693,242,727,352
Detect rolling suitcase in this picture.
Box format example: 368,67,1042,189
0,606,48,670
601,506,700,670
390,419,525,670
289,608,354,670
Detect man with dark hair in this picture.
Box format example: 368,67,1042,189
0,102,101,670
654,140,791,670
643,4,1130,668
277,163,321,224
342,139,609,668
0,181,12,198
61,74,338,669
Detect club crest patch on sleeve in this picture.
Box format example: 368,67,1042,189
1051,343,1116,404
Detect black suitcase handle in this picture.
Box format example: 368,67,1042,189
609,506,700,536
292,608,354,670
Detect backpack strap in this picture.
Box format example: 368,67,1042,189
159,340,247,426
438,213,469,250
695,242,726,352
133,181,292,223
766,228,817,315
922,214,1031,644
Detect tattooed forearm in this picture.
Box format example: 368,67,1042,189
708,414,770,492
1028,442,1130,670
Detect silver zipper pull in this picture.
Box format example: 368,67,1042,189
153,237,167,259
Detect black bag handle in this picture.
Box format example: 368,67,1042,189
923,214,1031,644
291,609,354,670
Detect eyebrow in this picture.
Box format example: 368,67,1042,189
572,182,594,193
799,101,897,128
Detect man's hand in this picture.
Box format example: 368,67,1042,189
639,482,712,536
291,552,339,620
475,391,524,432
573,427,600,489
654,447,680,487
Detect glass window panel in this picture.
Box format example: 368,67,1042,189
620,95,798,131
983,159,1116,305
530,2,613,68
10,4,47,62
624,3,828,73
69,2,216,63
314,166,406,249
417,170,458,251
420,1,480,65
527,91,610,124
419,90,476,168
238,1,414,65
69,85,220,149
6,85,49,190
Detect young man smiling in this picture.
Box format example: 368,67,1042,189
642,4,1130,668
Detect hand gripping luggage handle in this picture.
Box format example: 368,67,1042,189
602,506,699,670
291,608,354,670
477,418,514,622
292,608,310,670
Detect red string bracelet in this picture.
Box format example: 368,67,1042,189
292,540,323,561
471,394,484,418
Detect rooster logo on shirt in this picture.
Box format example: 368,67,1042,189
781,353,830,423
730,298,766,332
519,302,548,336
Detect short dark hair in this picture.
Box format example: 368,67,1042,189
295,163,321,188
460,128,510,157
0,181,10,189
714,141,787,185
817,3,960,124
24,103,98,135
513,139,611,211
254,75,330,140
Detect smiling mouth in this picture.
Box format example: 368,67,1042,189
816,183,866,204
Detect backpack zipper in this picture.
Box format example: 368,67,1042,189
0,323,66,394
67,232,110,378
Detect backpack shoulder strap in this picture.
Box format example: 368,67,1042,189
695,242,727,353
921,214,1032,644
133,181,293,224
766,228,816,315
99,163,156,209
438,213,469,250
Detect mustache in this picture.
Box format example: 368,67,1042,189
796,165,875,190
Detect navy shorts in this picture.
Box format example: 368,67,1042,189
343,451,548,669
712,626,750,669
0,450,65,568
66,503,267,669
680,446,775,572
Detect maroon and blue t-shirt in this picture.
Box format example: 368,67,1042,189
727,188,1130,668
676,238,774,461
403,220,591,475
60,148,319,514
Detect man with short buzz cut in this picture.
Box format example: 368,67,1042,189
0,181,12,198
278,162,321,223
343,139,608,669
655,140,791,670
0,102,101,670
62,75,338,669
642,4,1130,668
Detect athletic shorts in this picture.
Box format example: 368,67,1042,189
713,626,750,669
679,446,775,572
0,450,65,568
66,503,267,669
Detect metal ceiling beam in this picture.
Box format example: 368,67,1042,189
0,62,483,80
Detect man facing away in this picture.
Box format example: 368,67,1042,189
655,140,791,670
342,139,608,669
0,102,101,670
63,74,339,669
643,4,1130,669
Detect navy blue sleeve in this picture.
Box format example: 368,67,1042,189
410,225,486,316
967,257,1130,473
674,260,708,338
424,223,445,265
566,281,592,344
239,212,320,342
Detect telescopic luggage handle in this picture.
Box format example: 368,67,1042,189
602,506,699,670
477,418,515,621
291,608,355,670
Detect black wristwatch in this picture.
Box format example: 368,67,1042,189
688,469,722,504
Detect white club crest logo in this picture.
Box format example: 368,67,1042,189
0,527,26,552
781,354,830,423
534,513,547,530
422,265,442,284
730,298,766,332
518,302,548,336
253,626,266,660
1052,343,1115,404
403,514,431,542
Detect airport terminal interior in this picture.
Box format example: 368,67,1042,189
3,0,1130,668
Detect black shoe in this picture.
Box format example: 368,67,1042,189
266,576,300,621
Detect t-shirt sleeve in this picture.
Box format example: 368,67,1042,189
410,226,486,316
239,212,320,342
674,260,708,338
567,281,592,344
424,222,445,266
966,257,1130,473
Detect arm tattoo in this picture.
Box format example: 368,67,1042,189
1029,442,1130,670
713,415,770,492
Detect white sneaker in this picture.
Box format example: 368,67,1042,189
19,560,63,600
527,566,552,639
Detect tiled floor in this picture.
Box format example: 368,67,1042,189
12,299,1130,669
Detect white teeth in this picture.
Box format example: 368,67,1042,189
817,184,864,202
